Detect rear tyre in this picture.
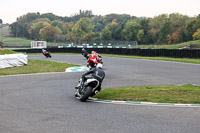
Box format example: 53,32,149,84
79,86,92,102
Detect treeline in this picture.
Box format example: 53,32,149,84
9,10,200,44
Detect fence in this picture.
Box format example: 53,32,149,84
54,40,138,48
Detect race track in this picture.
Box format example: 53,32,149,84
0,55,200,133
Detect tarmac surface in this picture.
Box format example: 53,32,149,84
0,54,200,133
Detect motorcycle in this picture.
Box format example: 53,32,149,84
87,53,103,69
43,51,51,58
74,76,100,102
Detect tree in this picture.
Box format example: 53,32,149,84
62,22,74,41
66,33,75,41
28,21,51,40
72,17,94,40
10,13,40,37
137,29,144,42
51,20,64,29
169,13,190,42
186,17,200,41
169,13,189,33
62,22,74,34
137,17,151,44
103,22,119,40
104,14,133,24
83,33,93,40
17,13,40,24
91,15,106,32
39,25,62,42
92,32,101,41
171,31,181,43
40,13,60,21
158,19,172,44
149,14,168,43
122,20,141,41
0,19,2,24
100,27,112,40
193,29,200,40
10,22,26,37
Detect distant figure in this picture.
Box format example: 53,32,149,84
82,48,89,59
42,49,51,58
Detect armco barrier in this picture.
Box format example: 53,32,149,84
13,48,200,58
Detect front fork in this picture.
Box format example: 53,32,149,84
75,78,85,97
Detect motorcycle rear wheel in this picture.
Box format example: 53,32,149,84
79,86,92,102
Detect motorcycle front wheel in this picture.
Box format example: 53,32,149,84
79,86,92,102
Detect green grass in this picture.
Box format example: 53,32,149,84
3,37,32,46
139,40,200,49
101,54,200,64
2,37,70,47
94,84,200,104
0,48,18,55
0,59,78,76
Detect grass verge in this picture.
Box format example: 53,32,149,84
2,37,32,46
138,40,200,49
101,54,200,64
0,48,18,55
94,84,200,104
0,59,78,76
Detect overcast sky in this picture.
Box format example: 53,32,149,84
1,0,200,24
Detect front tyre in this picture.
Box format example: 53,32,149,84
79,86,92,102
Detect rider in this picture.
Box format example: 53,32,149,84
82,48,86,55
82,48,89,59
87,51,102,66
76,61,105,94
87,52,98,66
92,51,102,64
42,49,48,55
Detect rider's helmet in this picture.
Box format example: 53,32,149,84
92,51,97,55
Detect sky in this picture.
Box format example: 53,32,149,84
1,0,200,24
